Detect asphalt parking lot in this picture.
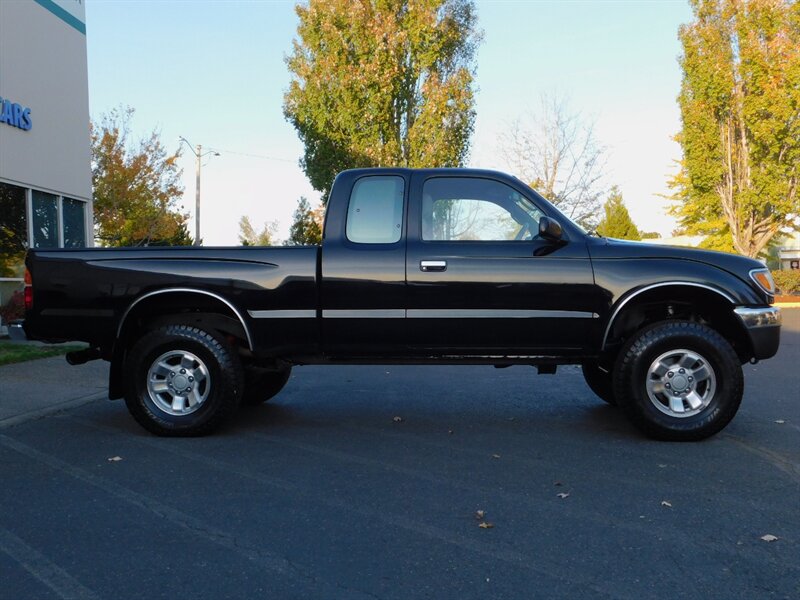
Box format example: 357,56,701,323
1,310,797,600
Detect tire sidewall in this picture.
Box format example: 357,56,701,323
125,325,241,435
614,322,742,441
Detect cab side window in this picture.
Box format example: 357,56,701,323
421,178,542,242
346,176,405,244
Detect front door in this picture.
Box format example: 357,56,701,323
405,173,598,356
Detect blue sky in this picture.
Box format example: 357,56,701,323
86,0,693,245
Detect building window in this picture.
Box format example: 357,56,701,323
0,182,28,279
63,198,86,248
0,184,89,308
0,182,28,309
32,190,59,248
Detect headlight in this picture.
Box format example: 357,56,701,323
749,268,776,295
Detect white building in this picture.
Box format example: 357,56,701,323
644,235,706,249
777,231,800,271
0,0,91,312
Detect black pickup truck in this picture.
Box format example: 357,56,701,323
22,168,781,440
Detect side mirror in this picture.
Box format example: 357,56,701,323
538,216,563,242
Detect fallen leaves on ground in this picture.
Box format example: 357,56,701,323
392,416,403,423
760,534,779,542
661,500,672,508
475,510,486,520
107,456,123,462
491,454,501,459
478,522,494,529
556,492,570,499
775,420,786,424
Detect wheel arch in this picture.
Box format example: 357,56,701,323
601,282,753,362
108,288,253,399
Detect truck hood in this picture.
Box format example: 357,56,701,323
598,237,765,280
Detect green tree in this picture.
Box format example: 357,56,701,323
284,0,480,200
238,216,278,246
640,231,662,240
92,107,192,247
671,0,800,257
286,197,323,245
596,187,641,240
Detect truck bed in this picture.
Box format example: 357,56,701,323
24,245,319,353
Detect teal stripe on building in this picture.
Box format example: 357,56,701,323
33,0,86,35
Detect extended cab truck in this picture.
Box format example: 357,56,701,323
22,168,781,440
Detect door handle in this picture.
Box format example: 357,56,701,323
420,260,447,272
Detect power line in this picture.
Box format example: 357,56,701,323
206,147,296,163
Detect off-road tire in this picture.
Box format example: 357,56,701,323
124,324,244,436
613,321,743,441
242,366,292,405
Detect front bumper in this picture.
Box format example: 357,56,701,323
734,307,781,360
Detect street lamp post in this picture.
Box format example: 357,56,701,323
179,137,219,246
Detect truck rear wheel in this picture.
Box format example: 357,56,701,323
124,323,243,436
242,366,292,405
613,321,742,441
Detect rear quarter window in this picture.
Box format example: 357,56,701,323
346,176,404,244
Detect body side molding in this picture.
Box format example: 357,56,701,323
406,309,598,319
248,310,316,319
250,309,598,319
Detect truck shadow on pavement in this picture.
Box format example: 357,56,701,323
232,391,641,441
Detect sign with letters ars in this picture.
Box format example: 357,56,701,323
0,97,32,131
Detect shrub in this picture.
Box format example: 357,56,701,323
0,290,25,323
772,270,800,295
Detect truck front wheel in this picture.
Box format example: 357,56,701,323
124,323,244,436
613,321,743,441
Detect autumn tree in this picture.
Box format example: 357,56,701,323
671,0,800,257
284,0,480,200
238,216,278,246
640,231,662,240
92,108,192,246
499,93,607,227
0,185,26,278
286,197,323,245
596,187,641,240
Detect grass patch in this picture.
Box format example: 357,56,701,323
0,341,88,366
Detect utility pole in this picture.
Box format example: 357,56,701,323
179,137,219,246
195,144,201,246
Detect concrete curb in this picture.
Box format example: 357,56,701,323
0,390,107,430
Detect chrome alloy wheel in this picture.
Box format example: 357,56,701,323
645,349,716,418
146,350,211,416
